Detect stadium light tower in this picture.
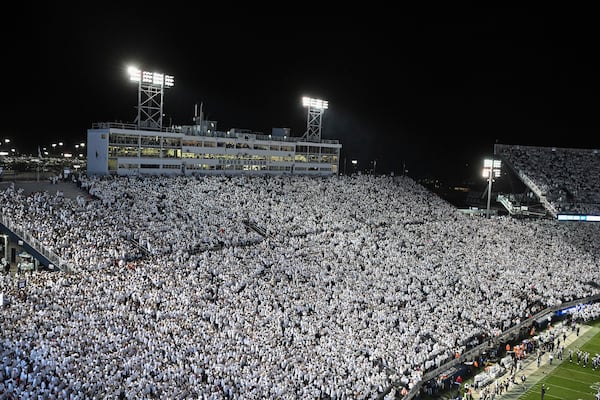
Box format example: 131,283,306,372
482,158,502,218
302,96,328,141
128,65,175,130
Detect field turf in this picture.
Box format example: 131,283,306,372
517,323,600,400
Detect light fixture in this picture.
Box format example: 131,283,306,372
302,96,329,141
482,158,502,218
302,96,328,110
128,64,175,130
128,66,174,87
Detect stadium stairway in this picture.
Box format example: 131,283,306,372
121,236,151,259
242,219,269,239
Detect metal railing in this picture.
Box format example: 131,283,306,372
0,214,68,272
91,121,341,145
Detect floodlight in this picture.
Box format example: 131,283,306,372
142,71,153,83
130,68,174,87
128,66,141,82
127,65,175,130
152,72,163,85
302,96,329,141
482,158,502,218
302,97,328,110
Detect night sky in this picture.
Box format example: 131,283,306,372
3,7,598,182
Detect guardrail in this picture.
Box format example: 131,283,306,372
90,121,341,145
0,214,68,272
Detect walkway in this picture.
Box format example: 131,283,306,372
1,180,90,273
0,180,89,201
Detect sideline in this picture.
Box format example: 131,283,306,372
470,323,597,399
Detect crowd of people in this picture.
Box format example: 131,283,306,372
496,144,600,215
0,174,599,399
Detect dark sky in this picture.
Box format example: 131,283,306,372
3,7,598,182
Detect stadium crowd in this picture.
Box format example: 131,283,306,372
496,145,600,215
1,174,599,399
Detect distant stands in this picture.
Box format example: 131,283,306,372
496,144,600,217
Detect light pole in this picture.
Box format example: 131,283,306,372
351,159,358,175
482,158,502,218
302,96,328,141
128,65,174,130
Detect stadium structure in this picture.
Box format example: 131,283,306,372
494,143,600,221
1,65,599,400
86,67,341,177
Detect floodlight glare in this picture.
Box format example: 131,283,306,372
153,72,164,85
130,68,174,87
302,96,329,141
142,71,153,83
302,97,328,110
127,65,175,130
128,66,141,82
482,158,502,218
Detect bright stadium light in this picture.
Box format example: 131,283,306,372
142,71,153,83
302,96,329,110
128,66,141,82
152,72,164,85
129,68,174,87
128,65,175,130
302,96,329,141
482,158,502,218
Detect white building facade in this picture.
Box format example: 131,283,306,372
87,123,341,177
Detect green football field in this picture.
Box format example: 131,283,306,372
518,322,600,400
